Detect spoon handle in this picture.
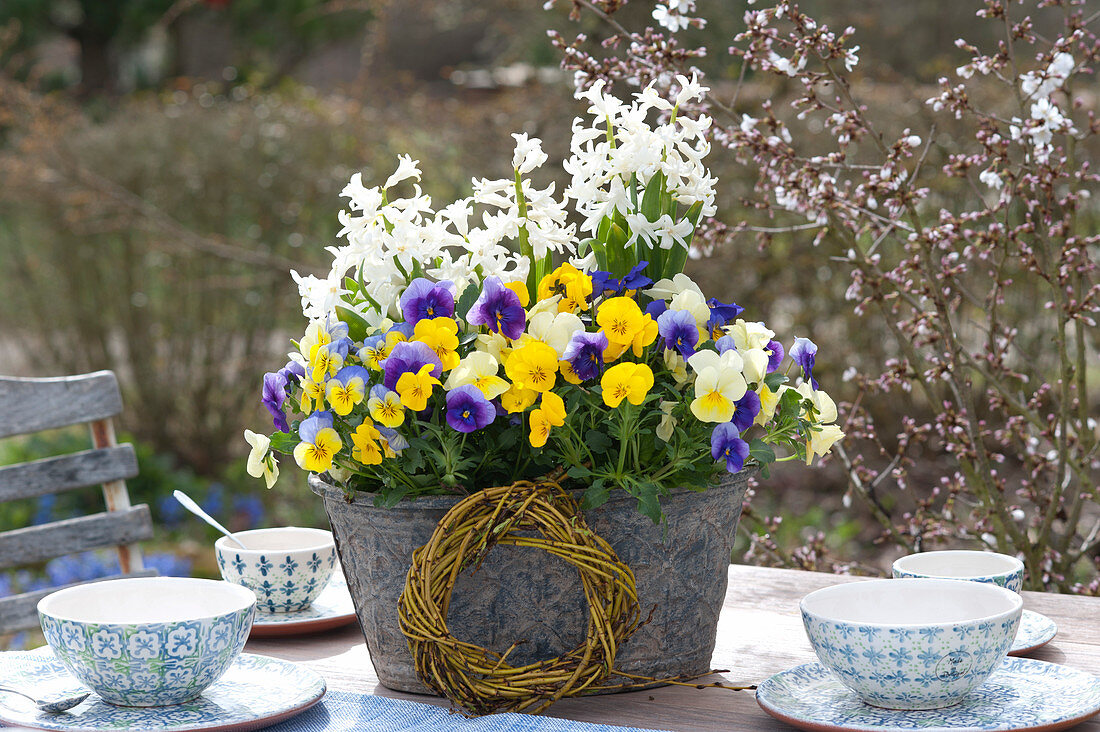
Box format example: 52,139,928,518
172,490,247,549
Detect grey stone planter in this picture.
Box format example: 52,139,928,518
310,471,751,695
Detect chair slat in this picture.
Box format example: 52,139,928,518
0,569,159,635
0,371,123,439
0,506,154,570
0,446,138,503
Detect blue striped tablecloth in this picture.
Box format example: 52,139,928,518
266,691,671,732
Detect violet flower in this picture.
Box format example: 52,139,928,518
711,423,750,473
730,390,761,433
445,385,496,433
466,277,526,340
562,330,609,381
298,411,334,444
765,339,785,373
278,360,305,385
400,278,456,325
262,371,289,433
645,300,668,319
658,309,700,359
619,261,652,292
706,297,745,339
790,337,819,390
716,334,738,354
380,340,443,390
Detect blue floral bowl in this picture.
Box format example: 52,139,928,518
214,527,337,613
38,577,255,707
892,550,1025,593
801,579,1022,710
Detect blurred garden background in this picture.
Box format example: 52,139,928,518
1,0,1096,649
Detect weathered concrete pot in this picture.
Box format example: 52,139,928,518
310,471,751,695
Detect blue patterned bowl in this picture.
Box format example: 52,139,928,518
38,577,255,707
214,527,337,613
892,550,1025,593
801,579,1022,710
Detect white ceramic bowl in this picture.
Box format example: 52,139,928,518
215,527,337,613
801,579,1022,710
39,577,255,706
892,550,1025,593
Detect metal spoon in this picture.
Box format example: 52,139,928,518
0,686,90,713
173,489,247,549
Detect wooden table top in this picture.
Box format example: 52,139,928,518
246,564,1100,731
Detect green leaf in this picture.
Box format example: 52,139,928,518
640,171,665,222
373,485,410,508
634,486,663,525
585,429,612,455
343,276,360,297
579,479,609,510
336,306,370,342
456,283,481,325
749,438,777,466
568,465,593,479
764,371,788,392
269,431,299,454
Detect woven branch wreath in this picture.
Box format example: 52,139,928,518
397,480,642,716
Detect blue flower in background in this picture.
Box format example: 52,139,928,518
33,494,57,525
143,552,193,577
232,495,264,529
201,484,225,518
158,494,184,527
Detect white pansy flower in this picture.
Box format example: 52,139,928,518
741,348,770,384
648,273,705,301
244,430,279,489
525,311,584,358
669,288,710,328
688,348,744,376
725,318,775,351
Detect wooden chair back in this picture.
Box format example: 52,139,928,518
0,371,155,633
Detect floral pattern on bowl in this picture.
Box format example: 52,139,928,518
215,528,337,613
39,604,253,707
756,657,1100,731
892,551,1025,594
0,648,325,731
802,609,1021,710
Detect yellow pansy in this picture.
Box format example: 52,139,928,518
601,362,654,408
501,383,538,413
755,384,780,426
537,263,593,313
597,297,646,349
396,364,441,411
689,366,748,423
413,317,460,371
351,420,384,466
445,352,510,400
367,386,405,428
292,414,343,473
308,342,344,383
299,378,326,415
631,313,659,357
325,368,368,416
504,340,558,393
505,280,530,307
298,321,331,360
529,391,567,448
559,359,583,385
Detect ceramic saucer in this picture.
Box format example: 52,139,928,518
248,571,357,638
0,648,325,732
756,657,1100,732
1008,610,1058,656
